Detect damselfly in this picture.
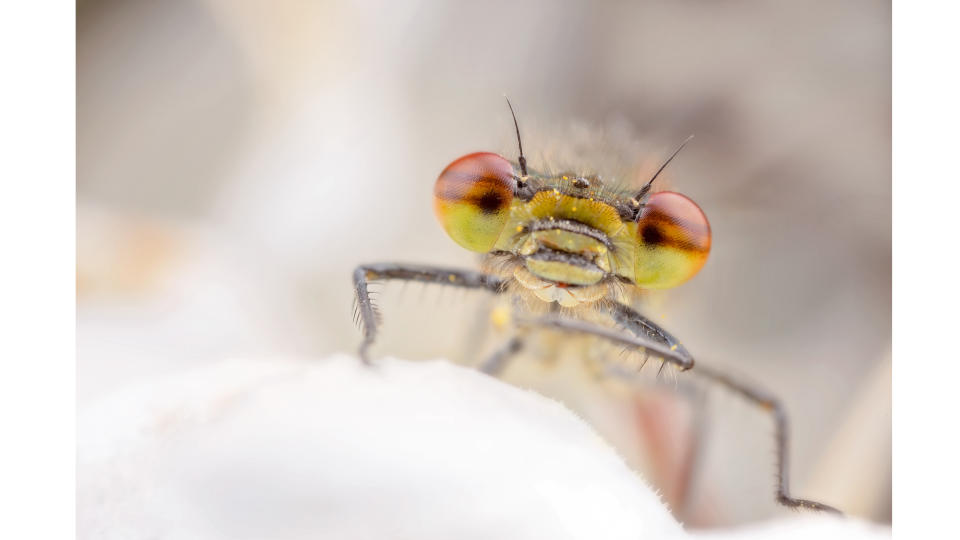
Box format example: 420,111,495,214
352,101,839,514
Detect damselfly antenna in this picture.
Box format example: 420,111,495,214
505,97,528,177
631,134,695,209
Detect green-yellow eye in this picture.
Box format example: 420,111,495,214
634,191,711,289
433,152,516,252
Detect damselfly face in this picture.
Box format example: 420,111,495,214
434,151,711,307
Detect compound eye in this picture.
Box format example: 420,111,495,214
433,152,516,252
634,191,711,289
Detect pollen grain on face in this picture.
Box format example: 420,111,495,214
490,305,511,329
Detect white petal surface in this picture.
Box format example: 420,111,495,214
78,356,888,540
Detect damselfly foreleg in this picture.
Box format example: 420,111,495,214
515,313,693,371
352,263,504,361
608,301,840,514
692,363,841,513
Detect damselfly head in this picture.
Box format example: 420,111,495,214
433,120,710,307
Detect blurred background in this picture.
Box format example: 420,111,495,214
77,0,890,528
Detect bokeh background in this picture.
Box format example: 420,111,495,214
77,0,890,528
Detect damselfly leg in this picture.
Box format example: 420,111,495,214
351,262,839,514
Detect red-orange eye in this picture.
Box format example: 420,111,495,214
433,152,516,252
634,191,711,289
